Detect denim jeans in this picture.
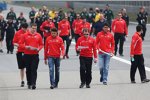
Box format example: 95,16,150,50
98,54,111,82
48,57,60,86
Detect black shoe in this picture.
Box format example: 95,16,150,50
10,52,13,54
141,79,150,83
54,85,58,88
7,51,9,54
100,77,103,82
0,49,3,53
32,85,36,90
119,54,124,56
28,85,31,89
79,83,85,88
103,82,107,85
21,81,25,87
86,85,90,88
131,81,136,84
50,85,54,89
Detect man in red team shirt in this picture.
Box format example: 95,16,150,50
96,23,115,85
20,23,43,89
58,15,72,59
80,17,91,36
40,17,55,44
111,12,128,56
76,28,97,88
72,13,83,56
44,28,65,89
130,25,149,83
13,23,28,87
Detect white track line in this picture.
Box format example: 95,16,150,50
71,41,150,72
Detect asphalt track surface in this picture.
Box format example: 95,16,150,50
0,4,150,100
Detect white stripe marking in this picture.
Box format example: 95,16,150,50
112,56,150,72
71,41,150,72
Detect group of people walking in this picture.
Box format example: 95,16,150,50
0,4,149,90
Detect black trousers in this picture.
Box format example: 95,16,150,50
24,54,39,86
114,33,125,55
74,34,80,54
79,56,93,85
6,36,14,52
130,54,147,81
60,35,71,55
141,25,147,40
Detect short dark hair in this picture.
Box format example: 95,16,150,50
136,25,143,32
51,27,57,32
21,23,28,29
103,23,110,28
31,23,37,27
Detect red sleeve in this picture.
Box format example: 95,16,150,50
60,38,65,56
96,33,100,50
58,22,61,30
111,19,115,33
93,39,97,59
111,34,115,53
130,35,137,56
51,22,55,28
13,32,18,44
38,34,43,51
44,37,49,60
19,33,26,50
75,37,81,51
40,21,45,32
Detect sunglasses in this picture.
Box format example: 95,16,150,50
84,34,89,35
32,27,37,29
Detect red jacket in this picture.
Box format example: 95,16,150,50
80,22,91,36
111,18,128,35
76,36,97,58
20,31,43,55
96,31,115,54
130,32,142,55
44,36,65,60
72,19,83,35
40,21,55,38
13,29,26,52
58,20,71,36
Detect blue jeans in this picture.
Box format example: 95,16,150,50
48,57,60,86
98,54,111,82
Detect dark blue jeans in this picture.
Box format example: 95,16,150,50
48,57,60,86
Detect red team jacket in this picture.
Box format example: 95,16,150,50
13,29,27,53
58,20,71,36
72,19,83,35
44,36,65,60
76,36,97,59
96,31,115,54
130,32,142,56
40,21,55,38
111,18,128,35
20,31,43,55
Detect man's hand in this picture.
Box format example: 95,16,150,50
69,35,72,40
14,43,19,47
44,60,48,65
110,53,114,57
94,58,98,63
60,55,63,60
